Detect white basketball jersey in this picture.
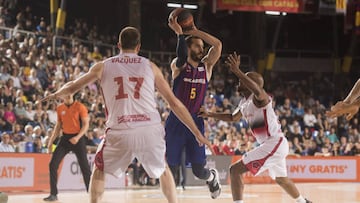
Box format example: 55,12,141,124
238,94,283,144
100,53,161,130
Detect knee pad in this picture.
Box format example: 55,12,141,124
191,163,210,180
169,165,179,174
169,165,180,184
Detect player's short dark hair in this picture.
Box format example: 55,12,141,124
119,27,141,50
185,35,201,47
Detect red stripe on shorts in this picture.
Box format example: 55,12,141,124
263,109,271,137
95,140,106,171
245,137,283,175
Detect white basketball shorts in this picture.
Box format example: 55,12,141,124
242,136,289,179
95,123,166,178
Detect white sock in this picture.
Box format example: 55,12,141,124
295,195,306,203
234,201,244,203
206,171,214,181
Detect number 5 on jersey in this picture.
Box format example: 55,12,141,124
190,87,196,99
114,76,144,99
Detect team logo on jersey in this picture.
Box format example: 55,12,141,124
61,111,66,115
198,66,205,71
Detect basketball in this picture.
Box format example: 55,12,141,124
169,8,194,31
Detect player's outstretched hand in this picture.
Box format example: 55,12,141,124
41,93,58,102
326,101,359,121
225,52,241,73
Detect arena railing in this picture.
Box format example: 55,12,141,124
51,35,117,57
0,26,253,69
0,25,37,38
0,26,118,58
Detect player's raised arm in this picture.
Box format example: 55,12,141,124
326,98,360,120
225,52,268,105
343,78,360,104
326,78,360,120
185,28,222,69
198,106,242,122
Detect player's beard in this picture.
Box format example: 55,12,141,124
190,51,203,62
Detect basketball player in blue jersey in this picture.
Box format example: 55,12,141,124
166,16,222,199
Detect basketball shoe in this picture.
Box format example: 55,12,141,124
206,168,221,199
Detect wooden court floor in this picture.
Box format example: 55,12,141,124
6,182,360,203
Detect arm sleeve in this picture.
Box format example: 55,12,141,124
176,35,187,68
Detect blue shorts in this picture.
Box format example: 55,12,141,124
165,112,206,166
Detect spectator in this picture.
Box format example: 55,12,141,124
16,89,28,103
312,100,326,115
332,142,340,156
23,124,34,142
348,126,360,143
211,138,221,155
25,101,35,120
327,127,339,144
0,64,11,82
90,128,102,146
280,118,291,139
303,108,317,128
292,137,304,156
41,112,53,131
289,124,303,144
221,139,237,155
36,18,47,36
46,102,57,125
315,128,326,148
3,102,16,125
302,127,313,142
10,68,21,89
339,136,349,155
234,140,247,155
0,117,12,132
315,113,324,130
293,101,305,119
33,125,43,139
90,46,102,61
14,97,30,125
314,146,332,157
279,97,292,115
33,136,43,153
0,132,15,152
305,140,319,156
288,141,299,157
28,68,42,92
11,123,24,144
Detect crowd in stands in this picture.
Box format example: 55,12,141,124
0,2,359,157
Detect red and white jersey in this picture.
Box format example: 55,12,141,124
100,53,161,130
238,94,283,144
